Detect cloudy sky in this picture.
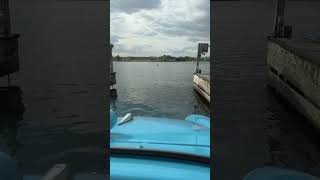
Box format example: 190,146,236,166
111,0,210,57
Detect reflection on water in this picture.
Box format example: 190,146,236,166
0,0,108,176
111,61,209,119
265,88,320,173
0,86,24,157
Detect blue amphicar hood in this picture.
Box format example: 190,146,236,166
110,111,210,180
110,115,210,158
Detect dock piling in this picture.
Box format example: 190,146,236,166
110,44,117,97
196,43,209,73
273,0,286,38
273,0,292,38
0,0,20,86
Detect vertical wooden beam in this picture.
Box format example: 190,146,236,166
273,0,286,38
196,44,201,73
0,0,10,35
110,44,113,74
0,0,19,79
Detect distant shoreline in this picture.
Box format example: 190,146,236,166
113,59,209,62
112,55,210,62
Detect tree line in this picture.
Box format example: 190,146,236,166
113,55,210,62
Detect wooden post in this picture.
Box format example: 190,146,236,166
273,0,286,38
110,44,113,74
196,44,201,73
0,0,20,78
196,43,209,73
0,0,11,35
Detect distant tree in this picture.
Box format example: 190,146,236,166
115,55,121,61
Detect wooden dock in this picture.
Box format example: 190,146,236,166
0,1,19,83
267,36,320,129
193,73,210,103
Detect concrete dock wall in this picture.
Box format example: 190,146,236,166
267,38,320,128
193,73,210,103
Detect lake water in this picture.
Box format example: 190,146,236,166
2,1,319,179
111,61,210,119
212,1,320,179
0,1,108,177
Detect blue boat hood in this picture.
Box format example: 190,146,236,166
110,112,210,158
110,111,210,180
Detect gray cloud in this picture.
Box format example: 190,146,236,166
171,46,194,55
111,0,210,57
111,0,162,14
156,1,209,38
143,31,158,36
188,37,208,43
113,43,153,56
155,20,209,38
111,35,122,44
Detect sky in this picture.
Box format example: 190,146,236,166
111,0,210,57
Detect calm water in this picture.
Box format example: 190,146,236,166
0,1,107,176
111,61,210,119
213,1,320,179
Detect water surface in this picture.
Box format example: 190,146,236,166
213,1,320,179
111,61,210,119
0,1,107,176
